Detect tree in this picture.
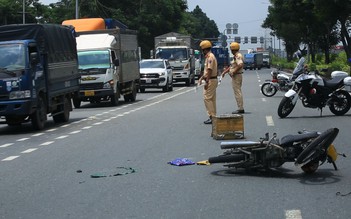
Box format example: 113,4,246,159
263,0,350,64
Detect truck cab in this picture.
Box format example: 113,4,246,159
153,34,195,86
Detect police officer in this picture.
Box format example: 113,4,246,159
221,42,245,114
198,40,218,124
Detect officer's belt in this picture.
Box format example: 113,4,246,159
209,76,218,79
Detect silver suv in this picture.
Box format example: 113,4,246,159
139,59,173,92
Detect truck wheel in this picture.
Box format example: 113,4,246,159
185,79,190,86
124,81,137,102
53,96,70,123
31,95,47,130
110,93,119,106
73,97,81,108
191,76,195,85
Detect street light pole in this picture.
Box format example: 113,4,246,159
75,0,79,19
22,0,25,24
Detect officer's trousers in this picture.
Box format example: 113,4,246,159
231,73,244,110
203,79,218,117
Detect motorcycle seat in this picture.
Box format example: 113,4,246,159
280,131,319,147
323,77,345,89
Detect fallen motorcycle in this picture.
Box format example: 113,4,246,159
208,128,341,174
261,69,292,97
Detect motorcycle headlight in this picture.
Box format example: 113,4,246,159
9,90,31,99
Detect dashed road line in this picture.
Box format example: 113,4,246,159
285,209,302,219
0,143,14,148
40,141,54,146
55,135,69,139
17,138,30,142
2,156,19,161
21,148,38,153
266,115,275,126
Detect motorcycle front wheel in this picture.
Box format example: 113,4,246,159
208,154,245,164
278,96,296,118
261,82,277,97
329,90,351,116
295,128,339,166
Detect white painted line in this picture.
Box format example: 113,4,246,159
55,135,69,139
2,156,20,161
262,98,266,102
82,126,92,129
0,143,14,148
92,122,103,125
46,128,57,132
285,209,302,219
61,124,71,127
69,130,81,134
17,138,30,142
21,148,38,153
266,115,275,126
40,141,54,146
32,133,44,137
102,119,111,122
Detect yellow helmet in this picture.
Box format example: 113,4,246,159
230,42,240,51
200,40,212,50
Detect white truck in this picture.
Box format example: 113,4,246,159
153,32,195,86
63,18,140,108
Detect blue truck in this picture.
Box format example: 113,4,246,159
0,24,80,130
212,46,229,72
244,53,263,70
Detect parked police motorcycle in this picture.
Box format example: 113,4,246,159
277,68,351,118
208,128,341,174
261,69,292,97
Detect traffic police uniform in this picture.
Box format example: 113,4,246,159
229,51,244,112
203,51,218,119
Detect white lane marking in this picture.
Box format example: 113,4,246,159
285,209,302,219
46,128,57,132
266,115,275,126
262,98,266,102
61,124,71,127
21,148,38,153
2,156,19,161
17,138,30,142
0,143,14,148
55,135,69,139
102,119,111,122
92,122,103,126
40,141,54,146
69,130,81,134
82,126,92,129
32,133,44,137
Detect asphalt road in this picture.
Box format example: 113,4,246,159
1,68,351,219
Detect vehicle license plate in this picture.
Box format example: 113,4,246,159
84,90,95,96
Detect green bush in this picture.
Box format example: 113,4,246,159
272,51,350,75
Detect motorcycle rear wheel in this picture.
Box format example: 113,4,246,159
278,96,296,118
295,128,339,166
208,154,245,164
329,90,351,116
261,82,278,97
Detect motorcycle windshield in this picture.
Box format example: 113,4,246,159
292,57,305,76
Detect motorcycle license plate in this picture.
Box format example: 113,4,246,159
84,90,95,96
327,144,338,161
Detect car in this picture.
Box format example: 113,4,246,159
139,59,173,92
